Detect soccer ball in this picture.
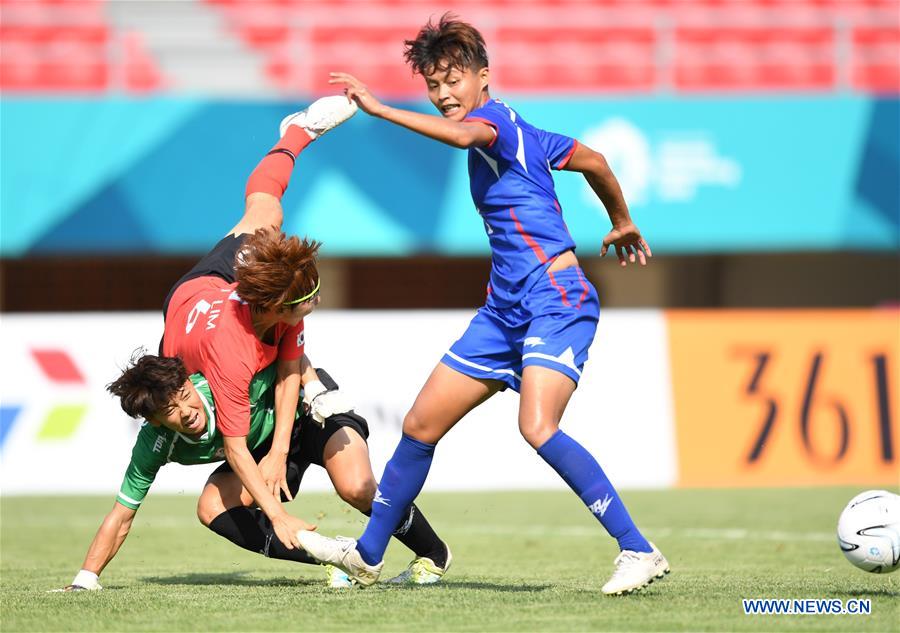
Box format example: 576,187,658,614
836,490,900,574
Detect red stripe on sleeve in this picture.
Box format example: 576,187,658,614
464,116,499,149
556,139,579,170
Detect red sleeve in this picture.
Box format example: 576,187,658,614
277,320,305,361
205,332,255,437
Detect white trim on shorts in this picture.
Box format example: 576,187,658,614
521,351,583,377
445,350,522,382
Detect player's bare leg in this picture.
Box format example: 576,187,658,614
517,365,575,449
404,362,502,443
228,95,358,239
197,472,254,524
519,365,668,594
197,471,318,565
321,425,452,585
298,365,501,585
322,427,377,511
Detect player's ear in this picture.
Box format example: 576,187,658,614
479,66,490,89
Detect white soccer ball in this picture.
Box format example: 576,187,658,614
837,490,900,574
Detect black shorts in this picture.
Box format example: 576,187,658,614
210,376,370,503
162,234,247,318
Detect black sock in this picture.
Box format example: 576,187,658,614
362,503,447,568
208,507,318,565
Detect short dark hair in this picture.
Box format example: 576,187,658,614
235,229,320,311
107,352,188,419
403,13,489,76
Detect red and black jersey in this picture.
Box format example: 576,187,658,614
163,275,304,437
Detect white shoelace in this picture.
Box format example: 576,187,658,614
609,550,643,580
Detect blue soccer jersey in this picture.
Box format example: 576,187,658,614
465,98,578,308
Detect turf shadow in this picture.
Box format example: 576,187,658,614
142,574,552,593
142,572,320,588
843,588,900,598
406,581,552,593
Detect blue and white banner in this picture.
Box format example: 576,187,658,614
1,97,897,256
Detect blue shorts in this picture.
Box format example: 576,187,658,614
442,267,599,392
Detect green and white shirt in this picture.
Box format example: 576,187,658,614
116,364,281,510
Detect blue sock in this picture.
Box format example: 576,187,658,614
537,430,652,553
357,434,435,565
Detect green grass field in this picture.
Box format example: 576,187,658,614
2,487,898,632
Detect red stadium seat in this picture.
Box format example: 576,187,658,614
4,0,895,95
303,24,423,96
0,0,114,92
0,0,169,94
121,30,165,93
0,58,109,92
234,24,290,48
851,25,900,92
673,25,836,91
0,24,108,45
493,26,657,92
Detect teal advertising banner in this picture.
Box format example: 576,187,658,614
1,97,896,256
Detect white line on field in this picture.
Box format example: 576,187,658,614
441,525,835,542
5,518,835,542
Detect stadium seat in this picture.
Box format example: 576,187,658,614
3,0,897,95
673,25,836,90
121,30,165,93
851,25,900,92
0,0,169,93
493,26,657,92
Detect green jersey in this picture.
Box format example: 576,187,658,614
116,364,280,510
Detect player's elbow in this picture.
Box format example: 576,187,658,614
223,438,249,464
582,148,611,176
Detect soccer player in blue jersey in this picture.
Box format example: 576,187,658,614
299,14,669,595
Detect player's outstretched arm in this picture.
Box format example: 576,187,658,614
222,435,316,549
329,72,494,149
564,142,652,267
258,356,302,501
60,501,136,591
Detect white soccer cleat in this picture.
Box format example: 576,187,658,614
323,564,353,589
297,530,383,587
386,544,453,585
280,95,358,140
601,543,670,596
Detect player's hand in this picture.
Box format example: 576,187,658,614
258,451,292,501
329,72,387,118
600,223,652,267
271,514,317,550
